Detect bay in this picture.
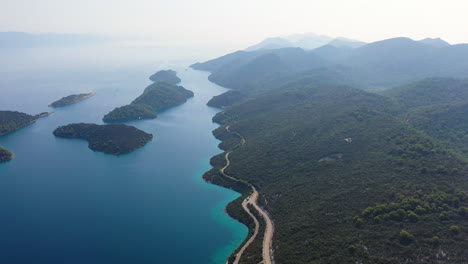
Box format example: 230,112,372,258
0,48,247,264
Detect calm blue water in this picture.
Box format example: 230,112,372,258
0,62,247,263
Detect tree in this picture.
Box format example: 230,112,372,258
399,229,414,244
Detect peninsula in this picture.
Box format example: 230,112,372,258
49,93,95,107
0,110,53,162
53,123,153,155
103,70,193,123
0,110,54,136
0,110,36,136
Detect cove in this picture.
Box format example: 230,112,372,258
0,65,247,264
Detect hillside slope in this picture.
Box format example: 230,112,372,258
209,83,468,264
383,77,468,155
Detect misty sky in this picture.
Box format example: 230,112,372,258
1,0,468,47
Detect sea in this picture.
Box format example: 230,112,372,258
0,41,247,264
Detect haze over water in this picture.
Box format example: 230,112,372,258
0,44,247,264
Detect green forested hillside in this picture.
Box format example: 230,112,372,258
208,83,467,264
406,103,468,154
383,78,468,155
207,90,246,108
383,78,468,110
196,36,468,264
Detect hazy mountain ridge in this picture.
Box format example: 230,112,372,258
193,36,468,105
246,33,366,51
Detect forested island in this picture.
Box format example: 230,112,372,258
0,146,12,162
103,71,193,123
149,69,181,84
49,93,95,107
194,36,468,264
53,123,153,155
103,104,157,123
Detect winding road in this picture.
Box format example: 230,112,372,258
221,125,274,264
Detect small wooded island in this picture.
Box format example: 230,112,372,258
53,123,153,155
49,93,95,107
0,146,13,162
103,70,193,123
149,69,181,84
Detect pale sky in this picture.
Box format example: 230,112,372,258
1,0,468,47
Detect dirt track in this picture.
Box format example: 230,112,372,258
221,125,274,264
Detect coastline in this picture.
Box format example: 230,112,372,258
191,155,248,264
202,122,273,264
194,67,267,264
0,119,36,137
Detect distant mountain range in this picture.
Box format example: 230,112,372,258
246,33,366,51
194,36,467,92
246,33,453,52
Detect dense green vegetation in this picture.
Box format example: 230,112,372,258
406,103,468,154
383,78,468,110
206,82,467,263
49,93,95,107
104,76,193,122
103,104,157,123
207,90,246,108
0,146,12,162
53,123,153,154
383,78,468,155
149,69,181,84
131,82,194,109
0,110,36,136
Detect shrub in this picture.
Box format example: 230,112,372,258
399,229,414,244
348,244,357,254
435,165,447,174
449,225,461,235
407,211,419,222
355,217,364,227
458,207,468,217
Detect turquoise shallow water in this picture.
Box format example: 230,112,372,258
0,65,247,264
